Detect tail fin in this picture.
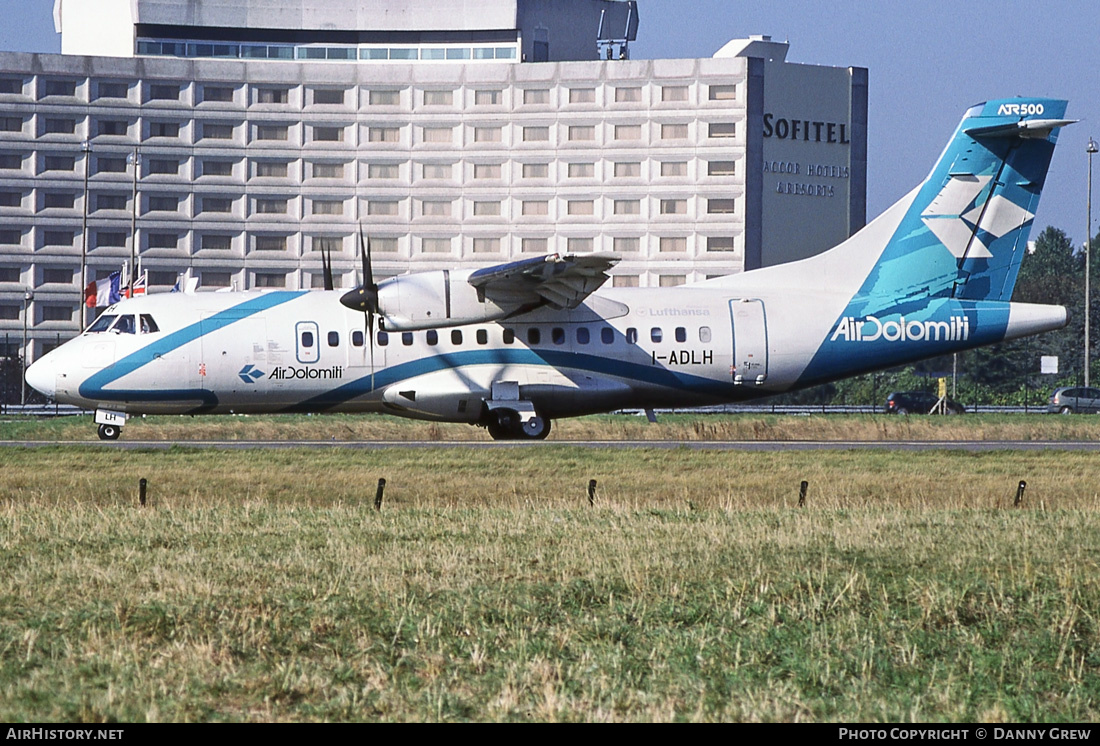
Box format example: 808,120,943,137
851,98,1071,309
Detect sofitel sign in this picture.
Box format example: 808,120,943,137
763,113,850,145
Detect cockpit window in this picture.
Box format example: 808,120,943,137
111,315,136,334
86,314,117,333
139,314,159,334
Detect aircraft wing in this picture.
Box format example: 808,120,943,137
467,253,619,310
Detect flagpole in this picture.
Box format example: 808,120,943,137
80,140,91,330
129,146,139,292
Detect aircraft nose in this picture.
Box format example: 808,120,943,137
24,353,56,398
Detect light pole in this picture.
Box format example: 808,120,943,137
79,140,92,330
20,289,33,407
1087,137,1097,389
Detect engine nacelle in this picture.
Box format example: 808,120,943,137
376,269,520,331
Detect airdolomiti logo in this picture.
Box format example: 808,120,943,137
831,315,970,343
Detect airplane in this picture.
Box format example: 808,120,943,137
25,97,1072,441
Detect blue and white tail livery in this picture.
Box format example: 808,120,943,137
27,98,1072,440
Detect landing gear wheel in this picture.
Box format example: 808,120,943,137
520,415,551,440
97,423,121,441
487,410,519,441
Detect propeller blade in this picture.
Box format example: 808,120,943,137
321,245,334,291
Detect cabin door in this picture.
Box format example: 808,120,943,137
729,299,768,385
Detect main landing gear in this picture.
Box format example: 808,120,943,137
97,423,121,440
485,408,551,441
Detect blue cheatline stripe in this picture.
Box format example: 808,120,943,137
78,291,307,409
285,347,729,412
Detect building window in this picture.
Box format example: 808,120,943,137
568,163,594,178
708,122,737,138
0,78,21,95
569,88,595,104
368,127,400,143
707,236,737,252
473,163,501,179
661,123,688,140
521,237,547,253
202,160,234,177
613,200,640,215
312,162,344,179
708,161,736,176
660,275,686,287
254,273,285,288
661,161,688,177
567,200,594,216
256,88,289,104
708,199,736,214
0,117,23,132
147,233,178,249
522,201,548,216
203,86,234,103
41,305,74,322
313,126,344,142
95,232,126,248
422,127,452,144
43,156,75,171
255,198,288,214
523,89,549,105
662,85,689,102
0,232,20,246
44,118,76,135
254,161,289,178
660,199,687,215
614,162,640,178
95,193,127,211
42,230,73,246
614,87,642,103
709,84,736,101
567,237,593,252
149,122,180,138
421,200,451,217
368,163,399,179
472,237,500,253
97,120,128,137
472,201,500,216
613,237,640,253
371,237,398,253
522,163,548,179
659,236,687,252
0,153,21,169
568,125,595,141
367,201,399,216
202,123,234,140
201,272,231,288
254,235,287,251
423,90,453,106
0,305,17,320
474,89,501,105
201,234,233,251
43,192,76,209
256,125,289,141
369,90,399,106
148,84,180,101
312,88,345,105
0,191,20,207
202,197,233,213
614,124,641,141
473,127,501,143
523,126,549,142
422,163,451,179
97,82,128,99
148,159,178,175
421,237,451,253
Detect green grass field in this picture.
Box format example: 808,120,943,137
2,442,1099,722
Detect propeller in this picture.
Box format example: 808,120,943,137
340,224,379,390
320,242,334,291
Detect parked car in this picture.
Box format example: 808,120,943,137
884,391,965,415
1047,387,1100,414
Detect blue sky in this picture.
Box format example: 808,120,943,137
3,0,1098,245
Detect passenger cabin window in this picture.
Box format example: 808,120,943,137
139,314,159,334
601,327,614,344
577,328,590,345
476,329,488,345
675,327,687,343
451,330,462,345
699,326,712,343
87,314,117,333
626,328,638,344
527,328,541,345
327,331,339,347
552,328,565,345
300,330,314,347
426,330,438,345
402,332,413,346
651,328,663,343
377,331,389,346
502,328,514,344
351,330,364,347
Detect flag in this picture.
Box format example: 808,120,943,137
85,271,122,308
122,270,147,298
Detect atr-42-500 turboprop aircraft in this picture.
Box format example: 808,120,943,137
26,98,1072,440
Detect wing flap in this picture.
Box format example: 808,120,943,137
468,252,619,310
